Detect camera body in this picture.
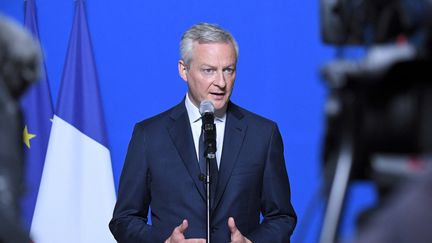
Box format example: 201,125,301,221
321,0,432,184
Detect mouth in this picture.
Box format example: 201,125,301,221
210,92,225,100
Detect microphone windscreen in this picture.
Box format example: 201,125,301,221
199,100,214,115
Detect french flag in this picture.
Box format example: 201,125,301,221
30,1,116,242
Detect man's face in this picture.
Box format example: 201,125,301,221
178,42,237,112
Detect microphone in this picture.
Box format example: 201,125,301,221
199,100,216,159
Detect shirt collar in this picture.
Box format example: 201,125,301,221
185,94,201,123
185,94,226,123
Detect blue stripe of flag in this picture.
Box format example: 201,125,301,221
56,0,108,147
20,0,54,230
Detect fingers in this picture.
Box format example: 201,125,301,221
166,220,188,243
228,217,238,234
228,217,251,243
166,220,206,243
186,239,206,243
179,220,206,243
177,219,189,234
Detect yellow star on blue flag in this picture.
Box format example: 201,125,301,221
23,125,37,149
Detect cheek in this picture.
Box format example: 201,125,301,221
226,78,235,91
189,74,205,88
190,77,213,95
199,78,214,90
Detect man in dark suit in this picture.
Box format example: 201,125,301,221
109,23,297,243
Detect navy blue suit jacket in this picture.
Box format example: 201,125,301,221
109,101,297,243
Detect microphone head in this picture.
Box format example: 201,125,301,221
199,100,215,115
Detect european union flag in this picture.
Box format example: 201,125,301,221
20,0,54,230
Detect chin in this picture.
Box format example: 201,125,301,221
213,101,227,111
206,97,228,110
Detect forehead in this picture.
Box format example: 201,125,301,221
190,42,237,66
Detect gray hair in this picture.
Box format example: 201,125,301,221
180,23,239,65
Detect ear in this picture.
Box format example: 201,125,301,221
178,60,188,82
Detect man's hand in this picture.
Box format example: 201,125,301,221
228,217,252,243
165,219,206,243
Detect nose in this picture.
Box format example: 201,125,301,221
213,70,226,88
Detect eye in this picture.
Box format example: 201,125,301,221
223,67,235,74
202,68,215,74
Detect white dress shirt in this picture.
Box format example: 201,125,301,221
185,94,226,169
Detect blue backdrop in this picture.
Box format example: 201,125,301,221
0,1,376,242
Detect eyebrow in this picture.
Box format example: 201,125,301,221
200,64,236,69
200,64,216,69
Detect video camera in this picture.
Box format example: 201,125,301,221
319,1,432,242
321,0,432,187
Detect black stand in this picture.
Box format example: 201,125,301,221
201,110,216,243
319,90,357,243
319,135,354,243
204,153,215,243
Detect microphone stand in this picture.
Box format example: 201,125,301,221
202,111,216,243
205,149,215,243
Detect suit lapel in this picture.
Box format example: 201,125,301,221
168,102,205,200
214,103,247,209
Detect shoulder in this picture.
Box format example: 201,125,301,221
134,101,185,132
229,102,277,129
127,102,184,146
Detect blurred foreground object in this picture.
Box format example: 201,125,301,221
321,0,432,45
319,0,432,242
353,174,432,243
0,14,41,243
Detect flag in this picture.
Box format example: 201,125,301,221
30,0,116,242
20,0,54,230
